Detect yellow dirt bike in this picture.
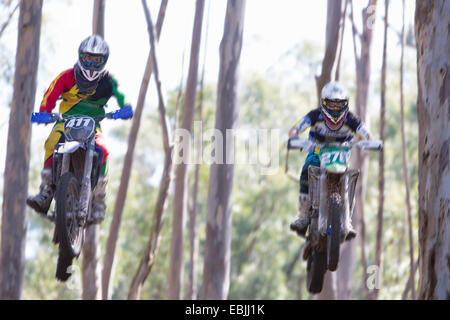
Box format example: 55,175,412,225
30,106,133,281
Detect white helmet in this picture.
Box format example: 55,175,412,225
77,35,109,81
320,81,349,130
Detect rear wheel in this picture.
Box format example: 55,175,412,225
327,192,342,271
306,249,327,294
55,246,74,281
55,172,84,281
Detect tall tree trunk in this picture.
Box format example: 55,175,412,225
372,0,389,300
168,0,205,300
402,258,419,299
186,71,204,301
336,242,354,299
82,0,105,301
338,0,378,300
0,0,42,300
335,0,349,81
315,0,344,300
82,226,101,299
101,0,168,300
127,0,173,300
315,0,343,103
186,0,211,300
415,0,450,300
317,271,337,300
400,0,416,300
92,0,105,37
200,0,246,300
186,135,201,300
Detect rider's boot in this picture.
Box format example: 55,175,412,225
90,175,107,224
290,193,311,238
26,167,54,215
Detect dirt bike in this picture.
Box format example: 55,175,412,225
30,106,133,281
287,136,382,294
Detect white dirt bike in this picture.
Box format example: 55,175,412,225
287,136,382,293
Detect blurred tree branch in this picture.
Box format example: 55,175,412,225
0,2,19,39
127,0,173,300
102,0,169,300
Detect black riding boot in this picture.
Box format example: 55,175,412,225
26,168,54,215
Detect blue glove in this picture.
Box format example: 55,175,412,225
31,112,53,124
112,105,133,120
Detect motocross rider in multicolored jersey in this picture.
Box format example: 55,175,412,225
288,81,371,240
27,35,130,223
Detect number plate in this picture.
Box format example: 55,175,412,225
64,117,95,142
320,146,350,173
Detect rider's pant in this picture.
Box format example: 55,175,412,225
299,152,320,194
43,122,109,175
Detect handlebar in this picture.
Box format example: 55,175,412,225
30,105,134,124
287,136,383,151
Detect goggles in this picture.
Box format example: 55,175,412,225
322,99,348,111
80,53,106,68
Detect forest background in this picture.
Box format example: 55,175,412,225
0,0,444,300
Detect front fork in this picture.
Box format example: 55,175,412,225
59,140,94,224
309,167,359,238
78,139,94,223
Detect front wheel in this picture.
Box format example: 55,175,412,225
327,192,342,271
55,172,84,280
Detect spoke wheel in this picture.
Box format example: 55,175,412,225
55,172,84,281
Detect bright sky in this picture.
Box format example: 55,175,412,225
0,0,415,180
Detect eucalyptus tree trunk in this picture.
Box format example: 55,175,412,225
186,130,201,300
402,258,419,299
186,72,205,301
0,0,42,300
101,0,168,299
399,0,416,300
92,0,105,37
168,0,205,300
127,0,173,300
200,0,246,300
186,0,211,300
335,0,349,81
415,0,450,300
317,271,337,300
372,0,389,300
338,0,378,300
82,0,105,300
315,0,343,103
314,0,345,301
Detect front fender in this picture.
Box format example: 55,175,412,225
57,141,85,154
